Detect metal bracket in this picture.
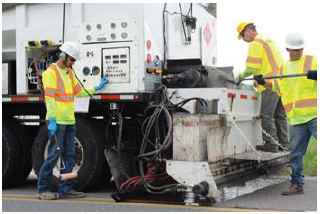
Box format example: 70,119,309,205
166,160,218,198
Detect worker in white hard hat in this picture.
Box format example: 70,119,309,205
254,33,317,195
236,22,289,153
37,41,109,200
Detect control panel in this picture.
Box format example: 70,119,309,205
102,48,130,83
78,20,136,44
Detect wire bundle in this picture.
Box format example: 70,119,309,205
138,85,207,193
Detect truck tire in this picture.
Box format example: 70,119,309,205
90,118,112,188
2,122,21,188
32,117,107,191
3,119,32,186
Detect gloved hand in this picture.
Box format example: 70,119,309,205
48,117,57,137
94,77,109,91
235,73,243,85
253,74,266,85
236,73,244,80
307,70,317,80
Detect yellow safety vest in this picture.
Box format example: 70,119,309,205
246,34,284,93
273,55,317,125
42,63,95,124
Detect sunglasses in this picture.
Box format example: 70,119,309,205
287,48,303,52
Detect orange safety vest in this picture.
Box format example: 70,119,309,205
43,63,83,124
273,55,317,125
44,64,82,101
251,38,281,92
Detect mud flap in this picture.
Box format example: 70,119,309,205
166,160,218,198
104,148,138,190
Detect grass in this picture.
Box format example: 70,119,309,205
303,136,317,176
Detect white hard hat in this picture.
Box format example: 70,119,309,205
285,33,305,49
60,41,81,60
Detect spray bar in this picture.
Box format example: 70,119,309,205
239,73,308,83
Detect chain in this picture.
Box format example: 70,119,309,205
221,102,262,161
259,128,288,151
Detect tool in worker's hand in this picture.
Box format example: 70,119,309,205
52,135,78,180
237,73,309,84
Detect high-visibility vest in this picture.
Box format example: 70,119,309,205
43,63,83,124
246,34,284,93
273,55,317,125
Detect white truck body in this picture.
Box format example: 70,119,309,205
3,3,216,95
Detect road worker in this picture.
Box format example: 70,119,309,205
36,41,109,200
236,22,289,152
254,32,317,195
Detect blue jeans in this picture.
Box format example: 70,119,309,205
289,118,317,188
37,123,76,194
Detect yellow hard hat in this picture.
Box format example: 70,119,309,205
237,22,254,40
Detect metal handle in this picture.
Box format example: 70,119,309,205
239,73,308,83
53,134,66,170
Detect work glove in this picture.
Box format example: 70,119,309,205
48,117,57,138
253,74,266,85
307,70,317,80
94,76,109,91
236,73,244,80
234,74,241,85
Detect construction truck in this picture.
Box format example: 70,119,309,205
2,3,288,204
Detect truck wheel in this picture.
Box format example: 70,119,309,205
3,119,32,186
2,122,21,188
90,118,112,188
32,117,107,191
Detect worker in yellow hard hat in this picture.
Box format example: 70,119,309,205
236,22,288,152
37,41,109,200
254,33,317,196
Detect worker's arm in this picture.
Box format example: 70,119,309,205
264,81,272,90
42,69,57,137
236,67,258,79
73,82,96,98
237,41,263,80
72,72,108,98
42,69,57,118
253,75,272,90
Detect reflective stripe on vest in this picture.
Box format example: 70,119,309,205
44,88,56,98
74,82,82,95
48,64,74,102
283,98,317,113
303,55,313,73
254,39,279,72
279,65,284,80
274,78,281,93
246,57,262,64
283,103,294,113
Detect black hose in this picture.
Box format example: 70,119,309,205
138,160,178,191
137,84,209,192
62,3,65,43
179,4,187,42
117,112,123,160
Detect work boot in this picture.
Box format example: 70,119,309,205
36,192,59,200
256,142,279,152
282,184,304,195
61,190,85,198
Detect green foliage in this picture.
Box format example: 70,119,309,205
303,137,317,176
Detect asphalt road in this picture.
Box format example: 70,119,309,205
2,174,317,212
